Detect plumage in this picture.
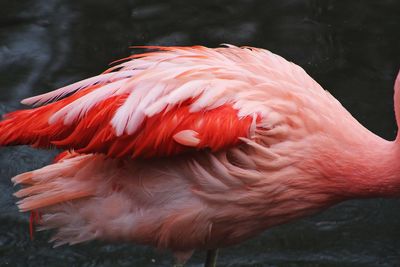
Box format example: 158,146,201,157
1,45,399,265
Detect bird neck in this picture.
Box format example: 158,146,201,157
321,136,400,199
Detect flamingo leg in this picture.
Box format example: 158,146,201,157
204,249,219,267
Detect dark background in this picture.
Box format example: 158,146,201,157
0,0,400,266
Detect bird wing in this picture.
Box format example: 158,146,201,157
0,45,322,158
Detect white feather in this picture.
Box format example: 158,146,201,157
22,70,137,106
49,79,129,125
20,46,329,141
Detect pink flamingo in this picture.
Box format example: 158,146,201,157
0,45,399,266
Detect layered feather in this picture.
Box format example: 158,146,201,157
0,45,326,158
4,45,393,260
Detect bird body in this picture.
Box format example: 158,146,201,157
1,45,399,264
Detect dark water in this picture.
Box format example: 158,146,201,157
0,1,400,266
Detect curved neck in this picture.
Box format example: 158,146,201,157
345,70,400,197
298,71,400,200
394,70,400,140
313,135,400,199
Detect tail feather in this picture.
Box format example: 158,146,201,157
11,151,205,250
12,172,34,185
11,152,137,246
17,190,93,212
13,153,97,212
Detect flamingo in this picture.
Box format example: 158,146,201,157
0,45,399,266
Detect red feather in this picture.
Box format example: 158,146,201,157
0,86,253,158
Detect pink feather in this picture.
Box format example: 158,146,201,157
1,45,399,264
